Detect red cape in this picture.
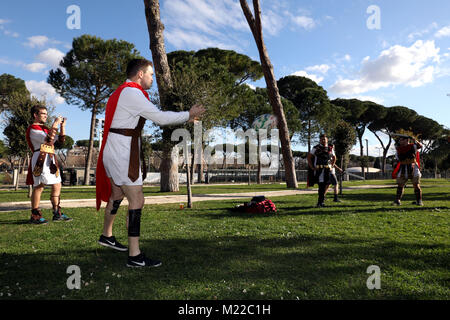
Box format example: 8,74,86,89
25,124,50,185
95,82,150,210
392,144,421,179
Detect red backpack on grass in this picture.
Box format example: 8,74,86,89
233,196,277,214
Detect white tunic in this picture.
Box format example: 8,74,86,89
29,128,61,186
103,80,189,186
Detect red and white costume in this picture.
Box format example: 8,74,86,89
26,125,61,186
96,80,189,210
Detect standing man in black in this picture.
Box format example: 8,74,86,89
307,134,336,207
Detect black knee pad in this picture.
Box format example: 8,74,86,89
128,209,142,237
110,199,123,215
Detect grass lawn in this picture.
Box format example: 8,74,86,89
0,183,295,203
0,179,447,203
0,182,448,300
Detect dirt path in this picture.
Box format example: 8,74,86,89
0,185,396,212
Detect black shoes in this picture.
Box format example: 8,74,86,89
98,235,128,252
316,203,326,208
127,253,162,268
29,216,48,225
52,213,73,222
98,235,162,268
29,209,48,225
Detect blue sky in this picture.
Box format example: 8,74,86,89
1,0,450,156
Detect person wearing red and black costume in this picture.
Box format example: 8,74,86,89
26,105,72,224
307,134,336,208
392,136,423,206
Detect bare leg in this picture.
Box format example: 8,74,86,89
31,184,45,210
50,183,62,213
102,178,125,237
413,183,423,205
395,183,405,204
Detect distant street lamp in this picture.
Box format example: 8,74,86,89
365,139,369,176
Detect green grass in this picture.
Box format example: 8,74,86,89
0,183,294,203
0,183,448,300
1,179,448,203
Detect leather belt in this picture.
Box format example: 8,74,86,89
109,117,147,182
400,159,416,165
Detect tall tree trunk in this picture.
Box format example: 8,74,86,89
27,154,32,198
434,157,438,179
339,156,344,195
307,120,311,153
186,162,192,208
358,134,364,178
190,152,195,185
196,161,203,183
257,137,262,184
240,0,297,188
144,0,179,192
159,145,179,192
84,107,97,185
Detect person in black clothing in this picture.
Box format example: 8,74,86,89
307,134,337,207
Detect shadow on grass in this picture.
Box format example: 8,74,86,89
1,234,448,300
186,201,447,219
0,219,31,225
340,191,450,203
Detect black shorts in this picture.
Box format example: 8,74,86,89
330,173,337,186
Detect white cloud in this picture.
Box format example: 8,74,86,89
291,70,323,84
165,28,239,51
162,0,318,50
337,95,385,105
290,15,315,30
24,35,64,49
305,64,330,74
24,35,49,48
24,62,47,73
261,9,286,36
330,40,440,95
0,19,19,37
245,83,256,90
3,30,19,38
435,25,450,38
163,0,248,49
36,48,65,69
25,80,65,105
408,22,438,41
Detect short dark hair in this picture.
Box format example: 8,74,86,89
30,105,47,118
126,59,153,79
319,133,327,139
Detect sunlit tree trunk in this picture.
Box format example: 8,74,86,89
240,0,297,188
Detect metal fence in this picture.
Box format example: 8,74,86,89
2,168,449,188
203,169,450,184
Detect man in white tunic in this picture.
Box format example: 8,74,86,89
96,58,205,268
26,105,72,224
